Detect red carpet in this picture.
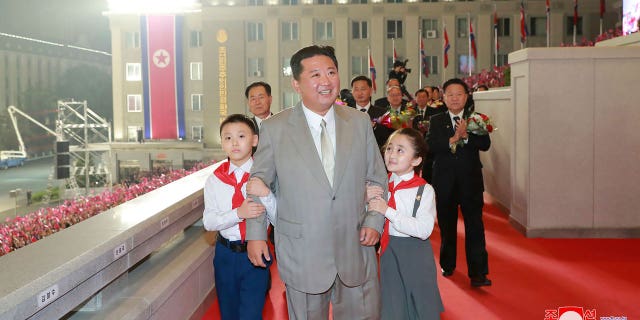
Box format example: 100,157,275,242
204,203,640,319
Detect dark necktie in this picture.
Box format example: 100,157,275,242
453,116,460,132
360,108,367,112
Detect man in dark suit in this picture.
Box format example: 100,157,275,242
245,81,273,133
426,78,492,287
350,75,392,148
373,78,404,109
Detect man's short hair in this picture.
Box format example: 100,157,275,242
290,45,338,81
350,75,372,88
245,81,272,99
219,114,257,135
415,88,428,97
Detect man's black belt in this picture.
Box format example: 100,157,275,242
217,234,247,253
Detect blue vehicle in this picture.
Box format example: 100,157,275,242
0,151,27,169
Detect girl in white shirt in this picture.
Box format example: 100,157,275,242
368,128,444,320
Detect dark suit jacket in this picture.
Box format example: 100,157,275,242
426,112,490,197
367,105,394,148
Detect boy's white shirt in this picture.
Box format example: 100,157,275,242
384,171,437,240
202,158,276,241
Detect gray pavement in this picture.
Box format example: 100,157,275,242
0,157,64,220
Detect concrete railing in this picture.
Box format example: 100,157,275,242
0,165,217,319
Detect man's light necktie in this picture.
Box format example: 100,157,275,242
320,119,335,187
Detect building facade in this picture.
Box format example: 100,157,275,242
105,0,617,180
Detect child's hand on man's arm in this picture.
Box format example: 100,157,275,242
237,198,265,219
247,177,270,197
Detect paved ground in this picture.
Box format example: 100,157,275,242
0,157,64,220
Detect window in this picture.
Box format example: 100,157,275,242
248,58,265,77
127,94,142,112
387,20,403,39
248,22,264,41
421,19,438,38
426,55,438,75
191,94,203,111
315,21,334,41
497,18,511,37
497,54,508,67
282,21,299,41
248,0,264,5
126,63,141,81
352,21,368,39
282,0,298,5
190,31,202,47
318,0,332,4
421,0,438,2
192,126,203,141
350,0,367,3
457,17,468,38
190,62,202,80
125,32,140,49
566,16,583,36
283,92,300,110
529,17,547,36
386,0,402,3
282,57,292,77
351,56,366,76
127,126,140,142
457,54,476,75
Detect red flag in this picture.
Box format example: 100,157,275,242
520,1,527,44
600,0,605,19
443,27,450,68
141,15,185,140
469,21,477,60
420,38,429,78
369,53,377,93
393,47,398,61
546,0,550,35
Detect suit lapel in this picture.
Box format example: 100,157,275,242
287,104,334,192
332,106,353,193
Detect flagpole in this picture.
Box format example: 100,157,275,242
419,29,423,89
392,38,396,61
367,46,371,79
494,5,498,68
546,0,550,47
573,0,577,46
467,13,471,77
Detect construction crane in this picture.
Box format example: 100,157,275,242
1,106,55,169
5,102,112,197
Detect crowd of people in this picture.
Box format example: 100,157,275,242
202,45,493,319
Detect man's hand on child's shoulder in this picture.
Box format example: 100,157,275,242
247,177,270,197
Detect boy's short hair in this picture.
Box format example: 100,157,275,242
219,114,257,135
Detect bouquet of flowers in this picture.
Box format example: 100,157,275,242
416,119,429,135
376,103,417,130
451,112,495,153
466,112,495,135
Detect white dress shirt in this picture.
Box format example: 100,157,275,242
384,172,437,240
202,158,276,241
356,102,371,113
301,103,337,158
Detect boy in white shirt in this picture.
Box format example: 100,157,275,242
202,114,276,320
